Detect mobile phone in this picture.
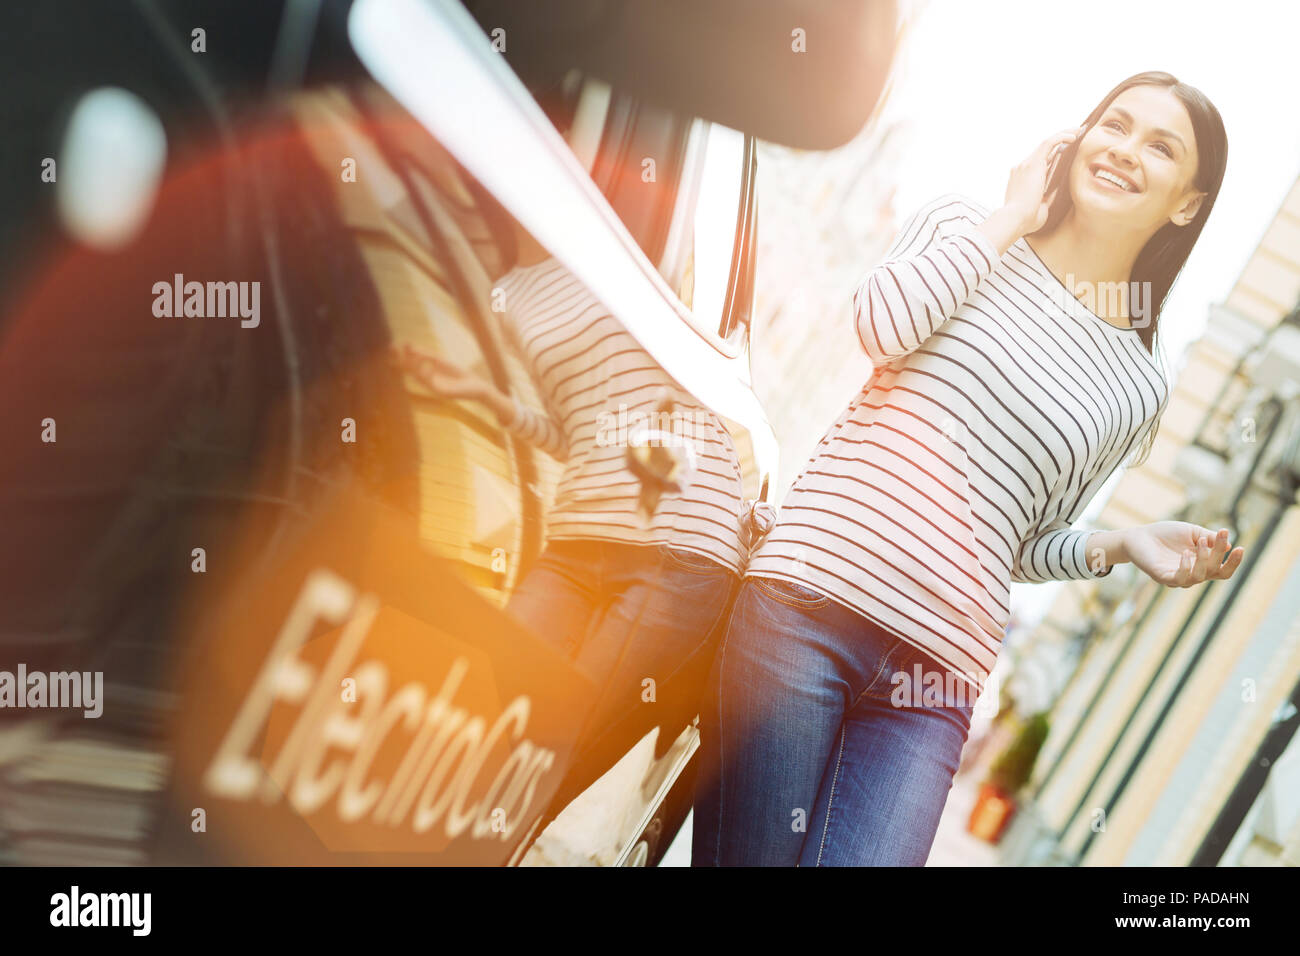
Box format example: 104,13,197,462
1045,142,1066,185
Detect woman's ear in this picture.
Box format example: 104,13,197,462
1173,190,1206,227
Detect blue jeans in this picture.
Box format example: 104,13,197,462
505,539,740,851
506,538,739,752
692,574,975,866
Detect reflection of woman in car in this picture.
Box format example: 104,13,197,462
693,72,1239,866
399,235,746,813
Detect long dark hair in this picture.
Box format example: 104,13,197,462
1038,70,1228,463
1041,71,1228,353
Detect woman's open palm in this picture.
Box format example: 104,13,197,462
1126,521,1244,588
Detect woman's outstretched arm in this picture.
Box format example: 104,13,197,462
1089,524,1244,588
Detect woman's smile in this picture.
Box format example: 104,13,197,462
1088,162,1140,193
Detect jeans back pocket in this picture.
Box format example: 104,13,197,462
748,574,831,610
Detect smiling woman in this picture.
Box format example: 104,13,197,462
692,70,1241,868
1033,72,1229,360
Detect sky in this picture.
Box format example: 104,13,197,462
879,0,1300,366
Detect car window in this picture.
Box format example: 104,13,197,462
677,124,745,328
554,80,757,353
656,120,757,350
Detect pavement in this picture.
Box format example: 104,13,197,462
925,773,1003,866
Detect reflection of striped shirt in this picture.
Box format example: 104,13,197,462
495,257,746,572
747,193,1169,693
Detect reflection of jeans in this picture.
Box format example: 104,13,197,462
692,575,975,866
505,539,739,746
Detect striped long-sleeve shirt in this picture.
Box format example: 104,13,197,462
495,257,748,572
747,193,1169,693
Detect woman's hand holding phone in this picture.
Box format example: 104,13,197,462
1008,126,1082,232
977,126,1083,256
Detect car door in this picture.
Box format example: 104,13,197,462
0,0,896,868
